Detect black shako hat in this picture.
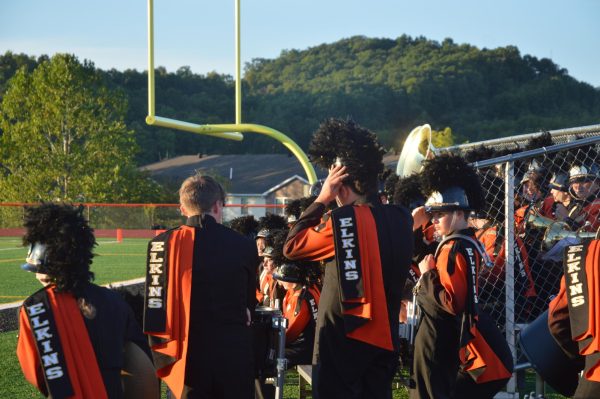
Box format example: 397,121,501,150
548,172,569,193
273,263,303,283
420,153,485,213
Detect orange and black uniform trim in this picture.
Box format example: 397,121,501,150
17,286,107,399
144,215,257,399
411,229,513,399
143,225,195,397
331,205,394,350
283,285,320,366
284,285,320,343
549,240,600,382
285,201,414,399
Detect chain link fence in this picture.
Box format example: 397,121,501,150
0,203,285,233
453,131,600,395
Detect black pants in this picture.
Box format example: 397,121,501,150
183,328,254,399
313,349,399,399
410,314,461,399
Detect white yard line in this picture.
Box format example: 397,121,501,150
0,277,146,310
0,247,24,252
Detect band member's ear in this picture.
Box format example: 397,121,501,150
179,204,188,217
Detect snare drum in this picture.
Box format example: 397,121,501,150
252,306,280,377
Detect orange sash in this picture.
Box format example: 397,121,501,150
565,240,600,381
17,287,107,399
143,226,195,397
332,205,393,351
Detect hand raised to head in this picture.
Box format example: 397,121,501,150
316,164,349,206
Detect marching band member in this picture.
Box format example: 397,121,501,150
273,262,321,367
548,239,600,398
17,203,154,399
411,154,513,399
143,175,258,398
539,172,571,221
284,118,414,398
565,162,600,232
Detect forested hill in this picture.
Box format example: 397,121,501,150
1,35,599,165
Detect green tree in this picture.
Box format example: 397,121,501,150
0,54,164,202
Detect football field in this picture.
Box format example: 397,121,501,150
0,237,148,304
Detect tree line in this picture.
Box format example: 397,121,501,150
1,35,599,202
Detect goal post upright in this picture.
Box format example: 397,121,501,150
146,0,317,184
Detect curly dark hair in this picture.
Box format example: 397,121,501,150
285,196,317,221
258,213,287,232
228,215,258,239
299,196,317,213
23,203,95,295
299,260,323,287
464,145,498,164
523,131,554,152
284,199,303,221
392,174,425,209
309,118,385,196
266,228,290,267
420,153,486,211
380,168,399,201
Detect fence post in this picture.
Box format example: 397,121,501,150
504,161,517,396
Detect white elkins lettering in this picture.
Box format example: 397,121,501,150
46,366,64,380
566,245,585,308
337,216,359,281
30,316,49,329
34,327,52,341
309,298,318,322
42,353,59,367
465,248,479,304
342,238,355,248
344,260,357,270
569,284,583,296
27,302,45,316
340,228,354,238
26,301,65,380
339,217,353,228
149,252,163,263
147,240,166,309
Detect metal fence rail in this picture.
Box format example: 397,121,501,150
465,132,599,396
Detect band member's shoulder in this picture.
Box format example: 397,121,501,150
314,210,333,232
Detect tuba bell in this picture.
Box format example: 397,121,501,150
543,223,600,248
526,208,568,230
396,124,437,177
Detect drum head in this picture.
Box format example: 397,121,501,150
122,342,159,399
519,310,581,397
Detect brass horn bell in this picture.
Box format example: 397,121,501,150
525,210,561,229
543,223,600,248
396,124,437,178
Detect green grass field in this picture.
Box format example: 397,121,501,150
0,327,566,399
0,237,148,304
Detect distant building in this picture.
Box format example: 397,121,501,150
141,154,327,219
